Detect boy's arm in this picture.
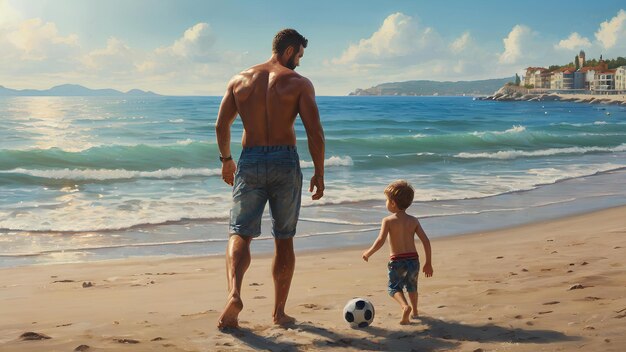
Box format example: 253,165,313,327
362,219,389,262
415,219,433,277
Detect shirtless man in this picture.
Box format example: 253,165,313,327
215,29,325,329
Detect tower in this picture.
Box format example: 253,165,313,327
578,50,585,67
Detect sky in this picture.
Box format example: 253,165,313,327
1,0,625,96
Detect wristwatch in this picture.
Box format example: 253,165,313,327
219,155,232,162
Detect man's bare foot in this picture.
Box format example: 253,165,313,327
273,313,296,326
411,310,419,319
217,295,243,330
400,306,411,325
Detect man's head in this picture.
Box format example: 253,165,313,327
272,29,308,70
384,180,414,211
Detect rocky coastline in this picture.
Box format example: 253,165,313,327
477,86,626,105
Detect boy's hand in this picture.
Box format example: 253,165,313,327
362,252,369,262
423,262,433,277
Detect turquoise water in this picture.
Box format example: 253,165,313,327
1,96,625,266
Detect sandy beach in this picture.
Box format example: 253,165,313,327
552,93,626,105
0,206,624,351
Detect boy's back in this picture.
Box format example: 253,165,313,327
384,212,420,256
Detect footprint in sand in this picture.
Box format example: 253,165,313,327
115,338,140,344
568,284,586,290
19,332,51,340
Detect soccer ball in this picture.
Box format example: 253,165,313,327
343,298,375,328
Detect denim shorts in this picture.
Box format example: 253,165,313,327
387,258,420,296
229,145,303,239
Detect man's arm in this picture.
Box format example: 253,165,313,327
215,81,238,186
298,78,325,200
415,220,433,277
362,219,389,261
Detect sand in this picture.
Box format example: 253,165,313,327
552,93,626,105
1,206,625,351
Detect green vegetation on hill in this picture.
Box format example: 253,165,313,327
548,56,626,71
349,77,512,96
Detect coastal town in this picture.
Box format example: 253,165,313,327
480,51,626,105
524,51,626,93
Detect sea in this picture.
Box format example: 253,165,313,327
1,96,625,267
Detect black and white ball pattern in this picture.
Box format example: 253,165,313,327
343,298,375,328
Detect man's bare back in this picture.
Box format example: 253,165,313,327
215,44,324,190
231,60,307,147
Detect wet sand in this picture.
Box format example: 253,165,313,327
1,206,625,351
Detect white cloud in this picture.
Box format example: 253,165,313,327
0,0,21,29
82,37,136,72
450,32,472,54
154,22,216,61
555,32,591,50
595,9,626,49
498,25,532,64
6,18,78,61
332,13,442,65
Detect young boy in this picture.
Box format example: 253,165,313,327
362,180,433,325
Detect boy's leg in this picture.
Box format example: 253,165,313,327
392,291,412,325
409,291,419,318
272,237,296,325
218,234,253,329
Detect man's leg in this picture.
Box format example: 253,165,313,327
272,237,296,325
218,234,252,329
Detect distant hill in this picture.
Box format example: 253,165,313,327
0,84,160,97
349,78,513,96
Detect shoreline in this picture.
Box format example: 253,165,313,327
478,86,626,105
1,205,625,351
2,167,625,268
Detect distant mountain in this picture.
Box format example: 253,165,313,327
0,84,160,96
349,78,513,96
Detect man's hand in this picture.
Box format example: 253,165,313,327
423,262,433,277
309,174,324,200
362,251,369,262
221,159,236,186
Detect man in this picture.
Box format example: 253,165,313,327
215,29,325,329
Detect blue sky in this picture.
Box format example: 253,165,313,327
1,0,625,95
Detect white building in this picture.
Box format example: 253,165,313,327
616,66,626,91
594,70,616,92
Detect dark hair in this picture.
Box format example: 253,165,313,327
272,29,308,55
384,180,414,211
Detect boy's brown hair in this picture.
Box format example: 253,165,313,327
384,180,414,211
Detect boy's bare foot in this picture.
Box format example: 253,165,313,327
273,313,296,326
217,295,243,330
400,306,411,325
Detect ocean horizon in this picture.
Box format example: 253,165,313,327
1,96,625,267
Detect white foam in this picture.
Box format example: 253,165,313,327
1,167,221,180
176,139,194,145
299,217,379,226
300,156,353,169
472,125,526,137
455,144,626,160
